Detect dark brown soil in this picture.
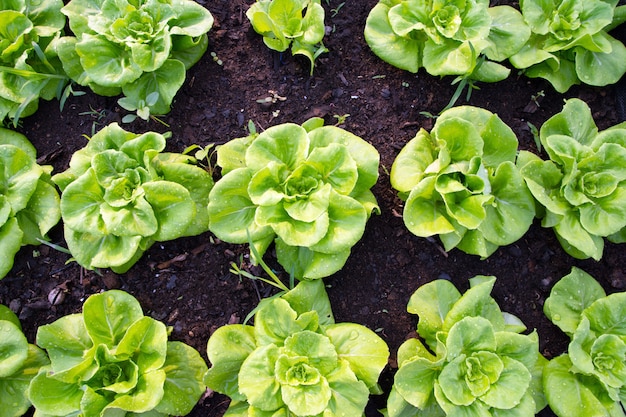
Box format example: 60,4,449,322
1,1,625,416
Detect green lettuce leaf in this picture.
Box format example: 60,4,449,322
392,277,543,416
0,129,60,279
365,0,529,85
0,0,68,124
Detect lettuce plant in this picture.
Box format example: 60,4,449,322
387,276,547,417
517,98,626,261
509,0,626,92
28,290,208,417
1,128,61,280
543,267,626,417
247,0,327,75
0,304,49,417
204,279,389,416
0,0,69,124
208,118,380,280
56,0,214,120
364,0,530,84
390,106,535,258
52,123,214,273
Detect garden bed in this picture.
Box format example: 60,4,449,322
1,1,625,416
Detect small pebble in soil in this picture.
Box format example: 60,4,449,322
332,88,344,98
538,276,553,292
9,299,21,313
438,272,452,281
540,248,553,263
166,274,178,290
174,320,184,334
48,287,65,306
102,271,121,289
381,88,391,99
610,269,626,289
394,249,412,267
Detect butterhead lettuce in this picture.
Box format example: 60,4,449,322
388,276,547,417
0,304,49,417
208,118,380,280
52,123,213,273
510,0,626,92
0,0,68,124
56,0,214,120
543,267,626,417
28,290,208,417
364,0,530,83
204,279,389,417
517,98,626,260
390,106,535,258
0,128,61,280
247,0,327,75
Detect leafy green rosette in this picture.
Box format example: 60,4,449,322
247,0,327,75
56,0,213,120
390,105,535,258
208,118,380,280
28,290,208,417
543,267,626,417
517,98,626,260
0,0,68,124
0,305,50,417
510,0,626,92
52,123,213,273
364,0,530,83
387,276,547,417
0,128,60,279
204,280,389,417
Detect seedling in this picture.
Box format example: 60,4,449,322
330,1,345,17
333,113,350,125
256,90,287,105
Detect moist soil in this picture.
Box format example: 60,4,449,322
2,1,625,416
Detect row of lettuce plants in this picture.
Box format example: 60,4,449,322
4,0,626,126
390,98,626,261
0,0,215,125
0,0,325,125
2,266,624,417
365,0,626,96
0,277,389,416
2,99,624,416
1,97,625,281
387,267,626,417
